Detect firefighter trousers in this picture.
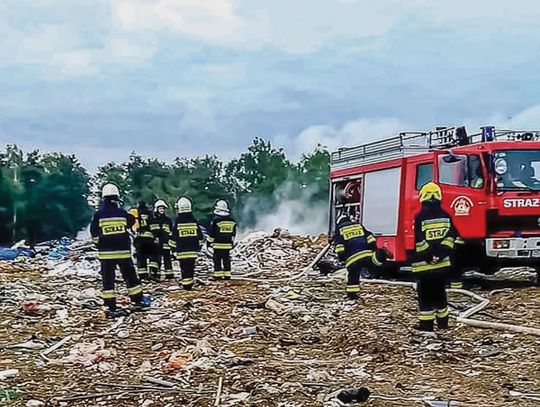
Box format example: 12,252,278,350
449,264,463,289
416,270,449,331
136,252,150,279
179,259,195,290
150,248,173,279
213,249,231,280
449,245,466,289
346,260,372,299
135,237,155,280
100,258,143,311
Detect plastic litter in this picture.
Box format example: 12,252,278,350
0,247,34,261
0,369,20,380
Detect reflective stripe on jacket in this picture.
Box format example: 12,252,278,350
333,219,377,268
208,214,237,250
90,200,135,259
412,203,458,273
171,213,204,259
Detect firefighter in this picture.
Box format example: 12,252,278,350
207,200,236,280
170,197,204,290
412,182,458,332
133,201,155,280
333,214,387,300
149,199,174,280
90,183,146,318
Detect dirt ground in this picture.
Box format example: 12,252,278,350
0,241,539,407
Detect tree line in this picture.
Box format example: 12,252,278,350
0,139,329,245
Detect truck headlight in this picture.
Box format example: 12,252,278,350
493,239,510,249
494,158,508,175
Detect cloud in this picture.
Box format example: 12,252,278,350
113,0,246,45
499,104,540,129
111,0,540,53
3,0,540,172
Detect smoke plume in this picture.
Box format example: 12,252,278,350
239,181,328,237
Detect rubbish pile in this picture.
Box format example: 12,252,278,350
0,232,539,406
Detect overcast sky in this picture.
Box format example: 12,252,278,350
2,0,540,170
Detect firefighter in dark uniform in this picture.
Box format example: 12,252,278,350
207,200,236,280
412,182,458,331
170,197,204,290
333,214,387,300
149,199,174,280
90,183,146,318
132,201,155,281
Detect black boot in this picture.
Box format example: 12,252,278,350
416,320,434,332
150,270,160,281
437,316,449,329
131,303,150,313
347,292,358,300
106,308,129,319
139,272,150,281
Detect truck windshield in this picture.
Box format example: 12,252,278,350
493,150,540,191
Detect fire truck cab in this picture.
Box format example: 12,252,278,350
329,126,540,273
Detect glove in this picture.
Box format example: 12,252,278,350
381,247,393,259
433,243,451,260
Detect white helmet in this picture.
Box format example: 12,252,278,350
102,183,120,198
154,199,168,211
214,199,229,215
177,197,192,213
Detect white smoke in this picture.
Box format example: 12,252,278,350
278,116,411,160
239,181,328,237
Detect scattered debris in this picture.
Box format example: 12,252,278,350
0,232,538,406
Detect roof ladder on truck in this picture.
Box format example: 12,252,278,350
331,125,468,170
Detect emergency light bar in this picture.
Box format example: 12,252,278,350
469,128,540,143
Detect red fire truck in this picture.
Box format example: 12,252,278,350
329,126,540,273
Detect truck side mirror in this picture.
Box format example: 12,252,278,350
442,153,461,163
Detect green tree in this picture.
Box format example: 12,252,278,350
0,146,93,245
94,162,129,203
225,138,299,226
298,147,330,203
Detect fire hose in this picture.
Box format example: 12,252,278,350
229,242,540,335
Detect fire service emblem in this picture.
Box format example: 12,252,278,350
451,196,473,216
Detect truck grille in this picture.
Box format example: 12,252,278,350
487,210,540,234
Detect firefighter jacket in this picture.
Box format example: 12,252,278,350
207,214,237,250
170,213,204,260
412,202,458,273
150,213,173,250
333,219,381,267
90,199,135,260
136,204,154,239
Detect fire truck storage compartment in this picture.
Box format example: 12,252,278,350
362,167,401,235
